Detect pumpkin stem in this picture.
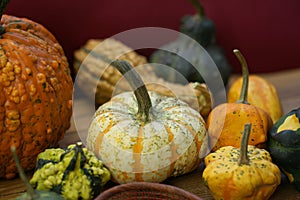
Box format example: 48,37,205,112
237,123,252,166
111,60,152,122
11,146,39,199
233,49,250,104
187,0,205,17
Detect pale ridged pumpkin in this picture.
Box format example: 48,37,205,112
86,60,208,184
0,0,73,178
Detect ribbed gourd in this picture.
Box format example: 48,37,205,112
86,60,208,184
0,0,73,179
30,142,111,200
203,123,281,200
73,38,212,117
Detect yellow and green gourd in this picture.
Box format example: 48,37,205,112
10,146,64,200
29,142,111,200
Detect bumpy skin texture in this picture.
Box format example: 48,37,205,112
30,143,111,200
0,15,73,179
203,145,281,200
87,91,208,184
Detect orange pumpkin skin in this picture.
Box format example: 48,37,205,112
206,102,273,152
228,75,283,123
0,15,73,178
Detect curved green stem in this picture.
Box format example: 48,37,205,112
233,49,250,104
111,60,152,122
238,123,252,166
187,0,205,17
11,146,39,199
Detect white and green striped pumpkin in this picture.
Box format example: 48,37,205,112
86,60,208,184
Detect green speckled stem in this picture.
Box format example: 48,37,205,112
238,123,252,165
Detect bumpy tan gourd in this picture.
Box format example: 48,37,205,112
73,38,211,117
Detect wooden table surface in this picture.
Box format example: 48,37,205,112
1,68,300,199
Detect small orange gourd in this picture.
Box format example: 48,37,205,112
227,72,283,123
0,0,73,178
206,49,272,152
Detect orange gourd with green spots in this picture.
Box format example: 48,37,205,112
227,75,283,123
0,0,73,178
206,49,272,152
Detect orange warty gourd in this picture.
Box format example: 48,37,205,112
227,74,283,123
206,49,272,152
0,0,73,179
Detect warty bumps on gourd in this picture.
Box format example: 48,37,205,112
30,143,111,200
0,0,73,179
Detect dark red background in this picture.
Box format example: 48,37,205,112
4,0,300,74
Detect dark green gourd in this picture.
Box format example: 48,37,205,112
11,146,64,200
268,107,300,191
180,0,215,47
150,0,231,85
